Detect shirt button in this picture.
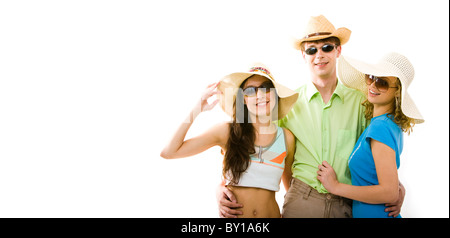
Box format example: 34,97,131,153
326,194,331,200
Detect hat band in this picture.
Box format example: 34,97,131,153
304,32,332,39
249,67,274,80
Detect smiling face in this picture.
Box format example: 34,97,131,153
302,40,341,79
242,75,277,119
366,75,399,109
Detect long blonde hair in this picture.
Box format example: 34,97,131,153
362,79,415,134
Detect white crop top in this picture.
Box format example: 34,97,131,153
226,126,287,192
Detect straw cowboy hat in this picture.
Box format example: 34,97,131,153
338,52,424,124
217,63,298,120
293,15,351,50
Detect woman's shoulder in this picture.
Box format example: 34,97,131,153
281,127,294,140
281,127,296,151
367,115,402,142
371,114,401,131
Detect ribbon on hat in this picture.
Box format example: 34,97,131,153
304,32,332,39
249,67,274,80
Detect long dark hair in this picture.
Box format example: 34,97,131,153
222,77,278,185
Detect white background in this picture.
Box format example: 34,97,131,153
0,0,448,218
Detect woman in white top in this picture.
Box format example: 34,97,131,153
160,63,298,217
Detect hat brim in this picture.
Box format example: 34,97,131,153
338,55,424,124
217,72,298,120
293,27,351,50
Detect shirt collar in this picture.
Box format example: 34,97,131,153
306,79,345,103
334,80,345,103
306,81,319,101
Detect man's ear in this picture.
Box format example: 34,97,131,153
336,45,342,58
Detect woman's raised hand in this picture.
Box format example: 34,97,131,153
198,82,221,112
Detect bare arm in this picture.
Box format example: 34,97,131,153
281,128,295,192
160,82,226,159
384,182,405,217
318,139,399,204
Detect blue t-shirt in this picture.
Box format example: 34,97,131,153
348,114,403,218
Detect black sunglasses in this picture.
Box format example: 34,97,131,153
242,81,275,97
305,44,337,55
365,75,398,92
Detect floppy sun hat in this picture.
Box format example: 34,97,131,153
293,15,351,50
217,63,299,120
338,52,424,124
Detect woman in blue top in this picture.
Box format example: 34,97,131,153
317,53,424,218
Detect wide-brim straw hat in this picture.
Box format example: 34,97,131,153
293,15,351,50
217,63,298,120
338,53,424,124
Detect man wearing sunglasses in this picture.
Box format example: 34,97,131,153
217,15,405,218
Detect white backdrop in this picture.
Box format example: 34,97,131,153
0,0,448,218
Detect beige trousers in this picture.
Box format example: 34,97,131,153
282,177,352,218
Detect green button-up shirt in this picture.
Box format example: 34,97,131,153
279,80,368,193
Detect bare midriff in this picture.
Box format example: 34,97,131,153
227,186,280,218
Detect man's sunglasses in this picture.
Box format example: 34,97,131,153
305,44,337,55
365,75,398,92
242,81,275,97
